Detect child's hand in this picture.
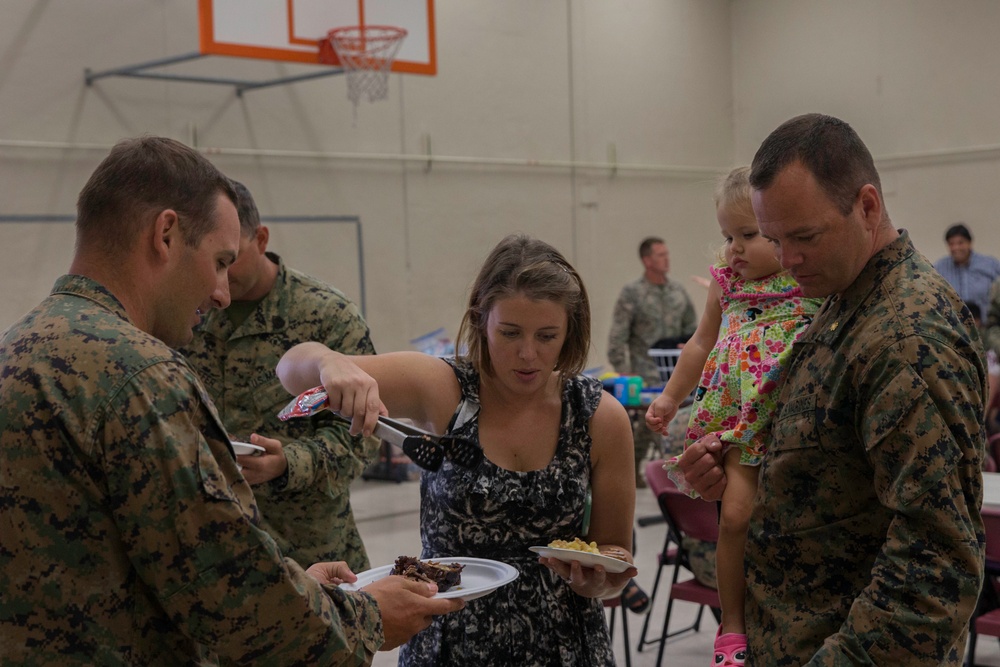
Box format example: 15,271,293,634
645,394,680,435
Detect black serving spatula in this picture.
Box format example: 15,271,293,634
330,413,482,472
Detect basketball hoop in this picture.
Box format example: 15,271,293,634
319,25,408,116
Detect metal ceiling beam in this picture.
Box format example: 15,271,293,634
84,52,344,96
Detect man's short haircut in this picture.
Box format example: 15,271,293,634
639,237,665,259
749,113,884,217
76,136,236,259
231,180,262,238
945,223,972,242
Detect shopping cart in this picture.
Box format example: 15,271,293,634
640,347,694,466
648,348,683,385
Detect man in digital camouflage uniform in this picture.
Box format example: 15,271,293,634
0,136,461,665
179,181,378,572
608,236,697,486
677,114,985,665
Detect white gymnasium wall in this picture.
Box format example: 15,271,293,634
731,0,1000,266
0,0,732,370
10,2,1000,368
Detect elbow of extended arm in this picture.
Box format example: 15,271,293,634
277,342,333,394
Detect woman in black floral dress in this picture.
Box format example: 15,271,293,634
278,235,637,666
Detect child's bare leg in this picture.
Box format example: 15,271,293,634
716,446,759,635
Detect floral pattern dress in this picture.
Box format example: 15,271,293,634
397,359,615,667
666,265,821,495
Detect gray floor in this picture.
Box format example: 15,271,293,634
350,475,1000,667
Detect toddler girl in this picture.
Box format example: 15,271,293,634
645,166,821,666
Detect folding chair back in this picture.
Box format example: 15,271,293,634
986,504,1000,562
658,491,719,544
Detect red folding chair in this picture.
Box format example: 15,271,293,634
636,460,680,652
966,503,1000,666
641,460,722,667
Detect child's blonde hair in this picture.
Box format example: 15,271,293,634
712,166,756,264
715,166,754,218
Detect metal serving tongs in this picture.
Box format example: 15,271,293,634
330,412,483,473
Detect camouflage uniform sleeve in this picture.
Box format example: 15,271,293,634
985,278,1000,358
607,285,634,374
278,300,381,494
107,362,383,663
807,337,984,666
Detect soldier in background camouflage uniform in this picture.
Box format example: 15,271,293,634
179,182,378,572
608,236,697,485
678,114,985,665
0,137,461,665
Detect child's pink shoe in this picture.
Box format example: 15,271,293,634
713,626,747,665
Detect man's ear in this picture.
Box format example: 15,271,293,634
152,209,180,261
857,184,882,230
255,225,270,253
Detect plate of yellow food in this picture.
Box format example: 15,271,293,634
529,538,634,575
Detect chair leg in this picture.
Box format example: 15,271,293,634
691,604,705,632
654,595,676,667
638,537,670,651
606,597,633,667
621,602,632,667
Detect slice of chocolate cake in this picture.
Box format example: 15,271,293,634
391,555,464,592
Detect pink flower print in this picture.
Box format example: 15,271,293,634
760,380,778,395
720,415,739,430
765,339,785,354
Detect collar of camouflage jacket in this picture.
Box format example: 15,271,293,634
804,229,914,347
52,274,131,323
199,252,290,340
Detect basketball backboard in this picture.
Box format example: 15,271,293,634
198,0,436,75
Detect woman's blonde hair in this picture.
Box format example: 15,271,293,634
457,234,591,378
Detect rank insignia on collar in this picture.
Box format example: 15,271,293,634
829,322,838,331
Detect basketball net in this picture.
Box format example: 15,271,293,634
319,26,408,121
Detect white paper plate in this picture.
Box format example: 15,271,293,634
341,557,519,601
231,441,265,456
529,546,634,574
